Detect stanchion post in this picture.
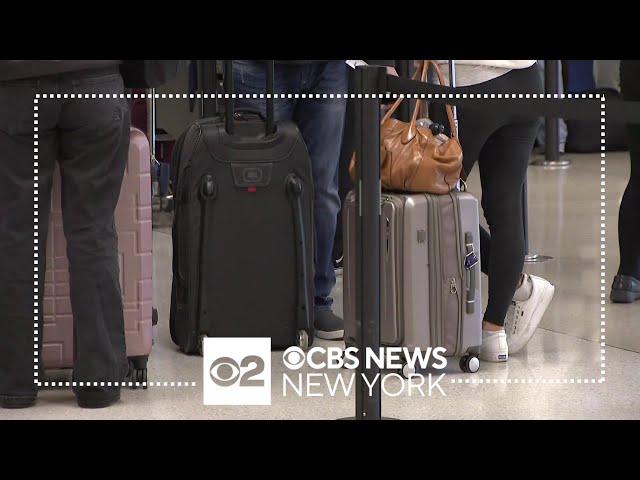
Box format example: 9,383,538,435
354,65,385,420
523,180,529,255
522,179,540,263
396,60,410,122
531,60,571,168
201,60,219,118
545,60,560,162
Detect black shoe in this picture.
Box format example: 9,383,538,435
315,310,344,340
76,390,121,409
0,395,37,409
610,274,640,303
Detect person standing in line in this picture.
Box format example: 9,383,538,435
430,60,556,362
0,61,131,409
231,60,348,340
611,60,640,303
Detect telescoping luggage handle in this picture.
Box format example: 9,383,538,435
224,60,276,137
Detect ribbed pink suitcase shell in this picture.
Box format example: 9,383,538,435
42,128,153,369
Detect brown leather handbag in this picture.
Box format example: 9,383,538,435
349,60,464,194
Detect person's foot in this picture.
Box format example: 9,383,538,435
333,253,344,272
76,389,121,409
0,395,37,409
480,330,509,362
505,274,555,354
610,274,640,303
314,310,344,340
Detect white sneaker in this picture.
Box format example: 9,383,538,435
480,330,509,362
505,274,555,354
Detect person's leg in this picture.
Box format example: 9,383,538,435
478,124,531,326
57,70,131,408
478,120,555,360
231,60,297,122
294,61,348,339
612,60,640,302
0,80,58,408
333,88,356,269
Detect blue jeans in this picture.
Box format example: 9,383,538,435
232,60,348,312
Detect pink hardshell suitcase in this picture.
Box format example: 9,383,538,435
42,127,154,386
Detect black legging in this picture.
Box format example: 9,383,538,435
432,64,542,326
617,60,640,280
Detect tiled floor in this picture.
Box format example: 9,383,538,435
3,152,639,420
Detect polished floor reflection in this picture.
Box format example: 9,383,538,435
3,152,639,420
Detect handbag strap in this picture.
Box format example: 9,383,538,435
382,60,458,140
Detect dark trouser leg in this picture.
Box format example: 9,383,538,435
479,121,540,326
617,60,640,279
57,72,130,401
0,82,58,402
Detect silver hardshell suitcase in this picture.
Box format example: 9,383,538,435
343,60,483,374
343,190,482,374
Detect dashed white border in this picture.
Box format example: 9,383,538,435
35,93,605,100
33,97,39,386
449,94,607,386
33,93,195,389
600,94,607,383
38,381,197,388
33,92,606,388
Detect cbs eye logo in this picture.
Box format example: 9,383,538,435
282,347,306,370
209,355,265,387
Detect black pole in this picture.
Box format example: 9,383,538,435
201,60,218,118
396,60,410,122
545,60,560,162
522,180,529,255
354,65,384,420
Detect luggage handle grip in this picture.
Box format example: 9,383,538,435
224,60,275,137
464,231,477,314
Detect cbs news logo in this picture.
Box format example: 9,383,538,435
203,338,271,406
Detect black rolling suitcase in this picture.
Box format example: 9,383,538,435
170,60,315,355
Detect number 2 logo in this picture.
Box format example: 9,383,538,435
209,356,265,387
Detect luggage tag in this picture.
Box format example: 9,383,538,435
464,250,479,270
464,232,478,270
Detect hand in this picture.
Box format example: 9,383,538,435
386,66,398,76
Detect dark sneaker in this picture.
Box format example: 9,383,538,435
315,310,344,340
1,395,37,409
610,275,640,303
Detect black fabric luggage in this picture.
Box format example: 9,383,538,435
169,61,315,355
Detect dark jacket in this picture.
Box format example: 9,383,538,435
0,60,122,82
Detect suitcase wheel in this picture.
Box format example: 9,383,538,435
459,354,480,374
400,363,416,379
198,334,208,356
296,329,311,350
128,356,149,390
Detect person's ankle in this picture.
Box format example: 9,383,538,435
482,320,504,332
